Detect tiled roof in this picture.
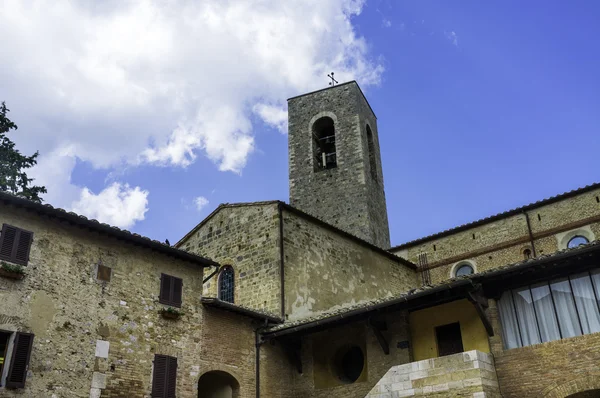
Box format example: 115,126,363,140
264,240,600,336
0,191,219,267
391,182,600,251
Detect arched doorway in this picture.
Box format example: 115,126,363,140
197,371,240,398
566,391,600,398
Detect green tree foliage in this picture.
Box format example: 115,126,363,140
0,102,46,202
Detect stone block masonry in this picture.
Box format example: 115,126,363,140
288,81,391,248
366,350,501,398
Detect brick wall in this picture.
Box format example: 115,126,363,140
393,186,600,285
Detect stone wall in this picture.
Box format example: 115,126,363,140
393,186,600,285
365,350,501,398
282,209,417,321
0,203,258,398
177,202,282,317
288,81,391,248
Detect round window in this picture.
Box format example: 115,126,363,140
567,235,589,248
333,345,364,384
455,264,474,277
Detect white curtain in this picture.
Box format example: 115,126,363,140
550,278,582,338
570,272,600,334
513,287,541,346
531,283,561,342
498,291,522,349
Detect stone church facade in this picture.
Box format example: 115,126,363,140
1,82,600,397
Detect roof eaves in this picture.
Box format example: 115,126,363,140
201,297,283,324
391,182,600,251
0,192,218,268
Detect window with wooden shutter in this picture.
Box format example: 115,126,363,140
159,274,183,308
152,354,177,398
6,332,34,389
0,224,33,266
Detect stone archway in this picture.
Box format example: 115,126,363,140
197,370,240,398
543,375,600,398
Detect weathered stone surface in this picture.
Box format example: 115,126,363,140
288,82,391,249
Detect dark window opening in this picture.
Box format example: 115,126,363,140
433,244,437,251
152,354,177,398
0,224,33,266
312,117,337,170
2,331,34,389
523,248,532,260
366,124,377,181
159,274,183,308
97,263,112,282
537,214,541,221
472,233,476,240
435,323,464,357
568,235,589,249
597,196,599,203
218,266,235,303
333,345,364,384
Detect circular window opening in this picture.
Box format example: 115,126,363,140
333,345,364,384
568,235,589,248
455,264,474,277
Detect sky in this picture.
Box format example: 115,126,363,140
1,0,599,247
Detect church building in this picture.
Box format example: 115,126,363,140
1,82,600,397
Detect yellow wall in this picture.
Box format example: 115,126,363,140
409,299,490,361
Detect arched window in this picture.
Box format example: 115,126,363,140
454,263,474,277
366,124,377,181
523,248,532,260
218,266,234,303
312,117,337,170
568,235,589,249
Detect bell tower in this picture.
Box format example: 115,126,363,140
287,81,390,248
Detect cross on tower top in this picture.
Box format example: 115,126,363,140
327,72,338,87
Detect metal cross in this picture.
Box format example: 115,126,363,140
327,72,338,86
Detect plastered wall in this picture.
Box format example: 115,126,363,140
282,209,417,321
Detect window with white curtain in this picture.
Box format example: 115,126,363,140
498,269,600,349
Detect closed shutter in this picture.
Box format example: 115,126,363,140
0,224,17,261
152,354,177,398
160,274,172,305
171,277,183,308
166,356,177,398
152,355,168,397
14,229,33,265
6,332,34,389
0,224,33,266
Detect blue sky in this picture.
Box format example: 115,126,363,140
2,0,599,247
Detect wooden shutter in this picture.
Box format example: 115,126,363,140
0,224,17,261
0,224,33,266
159,274,172,305
14,229,33,265
152,354,168,397
152,354,177,398
166,356,177,398
6,332,34,389
171,277,182,308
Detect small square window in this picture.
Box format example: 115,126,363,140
97,263,112,282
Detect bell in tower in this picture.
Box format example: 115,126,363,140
287,81,390,248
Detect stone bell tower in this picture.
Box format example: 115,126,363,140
287,81,390,248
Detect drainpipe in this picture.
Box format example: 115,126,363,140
278,202,285,319
523,211,537,257
202,264,220,284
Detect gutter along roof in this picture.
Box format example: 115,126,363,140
391,182,600,251
0,191,219,268
262,241,600,340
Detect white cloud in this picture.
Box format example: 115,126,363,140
72,183,149,229
445,31,459,47
253,104,288,134
194,196,209,212
1,0,384,221
382,19,392,28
